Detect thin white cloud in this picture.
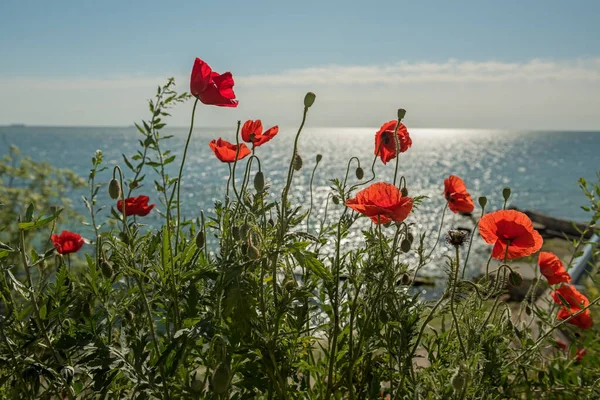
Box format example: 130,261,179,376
0,58,599,129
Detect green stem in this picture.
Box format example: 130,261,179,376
306,157,321,232
450,245,467,358
426,203,449,260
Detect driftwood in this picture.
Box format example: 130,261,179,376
509,206,594,239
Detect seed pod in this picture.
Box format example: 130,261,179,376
508,271,523,287
195,231,205,249
355,167,364,180
401,187,408,197
304,92,316,108
502,187,511,201
108,179,121,200
397,108,407,120
254,171,265,192
211,363,231,394
316,154,323,163
247,244,260,260
332,195,340,205
400,239,411,253
478,196,488,209
293,153,303,171
101,260,114,279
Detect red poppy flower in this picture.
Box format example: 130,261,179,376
117,195,155,217
478,210,543,260
51,230,84,255
241,120,279,147
209,138,251,163
538,252,571,285
551,284,593,330
444,175,475,214
345,182,413,224
575,348,586,362
374,121,412,164
190,58,238,107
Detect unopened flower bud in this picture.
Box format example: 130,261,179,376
211,363,231,394
284,279,297,291
332,195,340,205
232,226,241,241
304,92,316,108
407,232,414,244
293,153,303,171
101,260,114,279
268,218,275,227
247,244,260,260
508,271,523,287
190,367,205,393
108,179,121,200
397,108,407,120
400,239,411,253
478,196,488,209
502,187,511,201
401,187,408,197
316,154,323,163
254,171,265,192
401,274,410,285
195,231,205,249
355,167,364,180
82,302,93,318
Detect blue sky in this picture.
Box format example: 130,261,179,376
1,0,600,128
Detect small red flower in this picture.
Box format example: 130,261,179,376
538,252,571,285
478,210,543,260
444,175,475,214
374,121,412,164
241,120,279,147
555,340,568,351
51,230,84,255
345,182,413,224
575,348,586,362
209,138,251,163
551,284,593,330
190,58,238,107
117,195,155,217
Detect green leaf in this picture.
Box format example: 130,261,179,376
25,203,35,222
39,304,47,320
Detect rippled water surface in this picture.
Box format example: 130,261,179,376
2,126,599,280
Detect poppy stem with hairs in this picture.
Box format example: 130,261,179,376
426,203,449,259
451,244,467,359
281,106,309,220
462,204,486,279
174,97,199,252
306,156,321,233
392,118,402,187
230,121,243,205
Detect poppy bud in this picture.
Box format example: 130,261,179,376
254,171,265,192
125,310,135,323
247,244,260,260
240,243,248,255
284,279,297,291
101,260,113,279
332,195,340,205
478,196,487,209
407,232,414,244
355,167,364,180
195,231,205,249
232,226,241,241
316,154,323,163
240,223,250,240
304,92,316,108
108,179,121,200
268,218,275,227
190,367,205,393
525,305,532,316
60,366,74,384
397,108,407,120
82,302,93,318
401,274,410,285
451,367,467,393
293,153,303,171
400,239,411,253
211,363,231,394
508,271,522,287
401,187,408,197
502,187,511,201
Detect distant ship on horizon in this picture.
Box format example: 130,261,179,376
7,123,26,128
